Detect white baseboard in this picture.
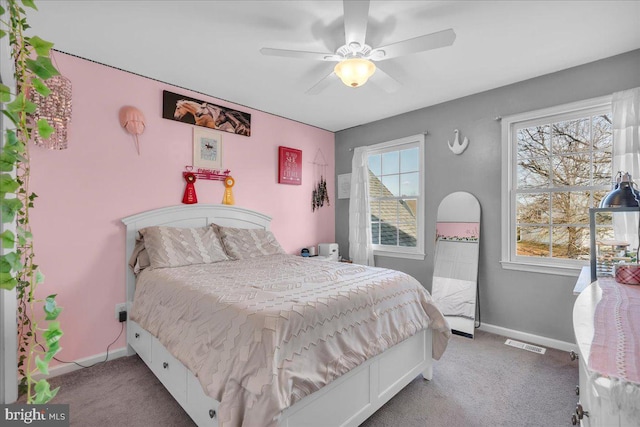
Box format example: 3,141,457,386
35,346,128,380
478,323,577,353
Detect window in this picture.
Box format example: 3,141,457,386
501,96,613,275
367,134,425,259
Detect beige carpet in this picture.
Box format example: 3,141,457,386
43,330,578,426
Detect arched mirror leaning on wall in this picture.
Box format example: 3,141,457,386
431,192,481,339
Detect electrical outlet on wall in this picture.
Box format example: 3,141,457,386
115,303,126,320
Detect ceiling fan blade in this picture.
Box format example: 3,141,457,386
343,0,370,48
369,67,401,93
370,28,456,61
305,72,339,95
260,47,340,61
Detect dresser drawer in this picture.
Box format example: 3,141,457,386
186,372,219,427
151,338,187,407
128,321,152,364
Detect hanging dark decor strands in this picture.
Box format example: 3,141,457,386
312,176,330,212
310,148,330,212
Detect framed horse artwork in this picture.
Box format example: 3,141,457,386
162,90,252,137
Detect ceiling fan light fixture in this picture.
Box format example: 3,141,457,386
334,58,376,88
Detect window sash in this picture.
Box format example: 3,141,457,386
365,134,425,259
501,95,612,275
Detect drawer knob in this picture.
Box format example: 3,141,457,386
209,409,216,419
135,333,140,339
575,404,589,419
571,413,578,425
163,362,169,369
569,350,579,361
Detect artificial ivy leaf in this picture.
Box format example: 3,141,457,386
16,226,32,245
0,5,5,14
0,256,11,273
44,306,61,321
35,355,49,375
49,386,60,402
43,322,63,346
0,273,17,290
28,36,53,57
1,198,23,223
1,109,18,126
24,99,37,114
44,295,56,313
5,129,20,150
6,92,37,115
33,379,53,404
34,379,49,394
0,173,20,194
34,385,59,405
36,119,54,140
5,92,26,113
36,269,45,284
21,0,37,11
44,343,58,362
2,251,22,271
0,29,5,39
0,83,10,102
46,339,60,359
0,152,16,171
25,56,59,80
30,77,51,97
0,230,15,249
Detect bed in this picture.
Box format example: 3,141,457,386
122,204,450,427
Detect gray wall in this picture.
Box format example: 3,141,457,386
335,49,640,344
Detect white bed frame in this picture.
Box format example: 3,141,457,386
122,204,434,427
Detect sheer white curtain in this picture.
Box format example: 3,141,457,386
612,87,640,250
349,146,375,266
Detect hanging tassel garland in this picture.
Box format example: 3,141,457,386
310,149,331,212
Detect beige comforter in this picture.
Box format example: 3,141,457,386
130,255,450,426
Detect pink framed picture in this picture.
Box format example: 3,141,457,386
278,146,302,185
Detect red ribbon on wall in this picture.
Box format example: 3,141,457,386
182,172,198,204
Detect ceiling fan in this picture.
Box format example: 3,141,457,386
260,0,456,94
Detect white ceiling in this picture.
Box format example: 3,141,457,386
26,1,640,132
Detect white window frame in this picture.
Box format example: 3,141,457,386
501,95,612,276
0,17,18,403
367,134,425,260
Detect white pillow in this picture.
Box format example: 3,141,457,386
139,225,228,268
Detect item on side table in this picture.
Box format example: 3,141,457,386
318,243,339,261
615,263,640,285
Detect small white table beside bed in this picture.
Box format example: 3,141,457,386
122,204,450,427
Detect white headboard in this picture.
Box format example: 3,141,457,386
121,204,272,329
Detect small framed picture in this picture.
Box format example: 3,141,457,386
193,127,222,170
278,146,302,185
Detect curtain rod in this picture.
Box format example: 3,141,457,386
347,131,429,151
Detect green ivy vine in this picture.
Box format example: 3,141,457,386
0,0,63,404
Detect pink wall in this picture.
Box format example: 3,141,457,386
29,53,335,366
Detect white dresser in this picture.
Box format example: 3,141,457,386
572,280,640,426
